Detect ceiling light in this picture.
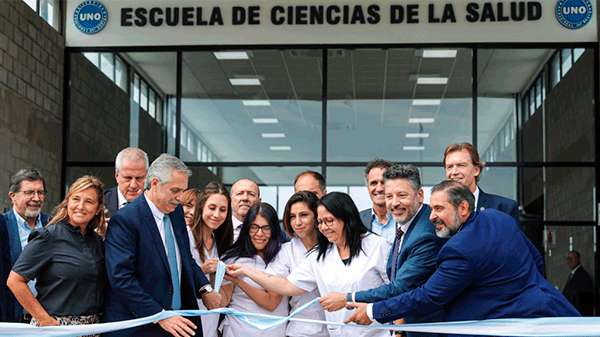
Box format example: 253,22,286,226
230,78,261,86
243,100,271,106
413,99,441,106
214,52,249,60
403,146,425,151
406,133,430,138
270,146,291,151
417,77,448,85
252,118,278,124
262,133,285,138
408,118,435,124
423,50,457,58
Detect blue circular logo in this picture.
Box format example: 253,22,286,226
74,1,108,34
556,0,593,29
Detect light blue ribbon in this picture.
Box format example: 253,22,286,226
214,260,226,292
0,299,596,337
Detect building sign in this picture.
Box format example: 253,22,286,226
66,0,597,47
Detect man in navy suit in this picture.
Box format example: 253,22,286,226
104,147,148,220
104,154,222,337
2,167,51,322
443,143,520,224
358,158,395,243
0,216,12,322
346,181,579,336
320,165,445,337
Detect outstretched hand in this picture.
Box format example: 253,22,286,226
226,263,247,277
319,292,348,312
344,302,372,325
158,315,197,337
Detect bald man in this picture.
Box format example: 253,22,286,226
230,179,261,242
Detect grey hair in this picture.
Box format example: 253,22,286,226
115,148,149,173
382,164,421,193
145,154,192,189
431,180,475,214
364,158,394,181
9,167,45,194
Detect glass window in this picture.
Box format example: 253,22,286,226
573,48,585,63
83,52,99,66
561,49,572,77
181,49,322,162
181,124,187,147
529,88,535,115
133,74,140,103
550,52,561,89
330,48,472,162
196,140,203,161
187,130,194,152
201,144,208,162
521,94,529,123
100,53,115,81
149,90,156,118
157,97,164,125
115,56,128,92
40,0,60,31
535,77,542,108
24,0,36,10
140,81,148,110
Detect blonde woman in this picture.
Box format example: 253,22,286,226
8,176,106,336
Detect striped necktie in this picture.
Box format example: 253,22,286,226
390,227,405,281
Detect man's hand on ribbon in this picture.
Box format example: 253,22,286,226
319,292,348,312
344,302,372,325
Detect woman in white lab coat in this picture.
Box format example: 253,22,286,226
219,202,289,337
264,191,328,337
187,182,233,337
227,192,392,337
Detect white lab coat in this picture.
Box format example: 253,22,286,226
187,228,219,337
265,238,329,337
288,233,392,337
220,255,289,337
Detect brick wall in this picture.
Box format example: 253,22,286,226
0,0,64,213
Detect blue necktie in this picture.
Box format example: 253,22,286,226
390,227,405,281
163,215,181,310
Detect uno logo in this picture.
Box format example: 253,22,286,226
556,0,593,29
74,1,108,34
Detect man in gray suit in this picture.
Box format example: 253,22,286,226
359,158,395,243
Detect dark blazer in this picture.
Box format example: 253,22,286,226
562,265,594,316
359,208,372,230
104,186,119,219
0,216,12,322
2,209,51,322
355,205,445,337
103,193,211,336
477,187,520,224
372,210,580,337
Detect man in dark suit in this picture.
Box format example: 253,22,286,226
562,250,593,316
358,158,395,243
443,142,520,224
2,167,51,322
104,154,222,337
320,165,445,337
104,147,148,220
346,181,579,337
0,216,12,322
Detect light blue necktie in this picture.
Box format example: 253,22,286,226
163,215,181,310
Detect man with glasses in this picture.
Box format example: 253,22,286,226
2,167,51,322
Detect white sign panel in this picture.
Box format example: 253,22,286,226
66,0,598,47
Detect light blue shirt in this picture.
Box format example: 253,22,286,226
370,210,397,244
13,208,43,297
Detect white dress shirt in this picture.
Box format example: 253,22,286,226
144,193,182,282
117,188,128,209
231,215,243,243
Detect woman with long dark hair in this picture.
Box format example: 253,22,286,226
227,192,391,337
187,182,233,337
219,202,289,337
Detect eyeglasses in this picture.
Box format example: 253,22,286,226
18,190,47,198
249,224,272,234
316,218,335,227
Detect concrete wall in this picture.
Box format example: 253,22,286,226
0,0,64,213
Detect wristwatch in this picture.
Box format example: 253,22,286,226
199,284,214,296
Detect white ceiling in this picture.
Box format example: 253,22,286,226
124,48,552,185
